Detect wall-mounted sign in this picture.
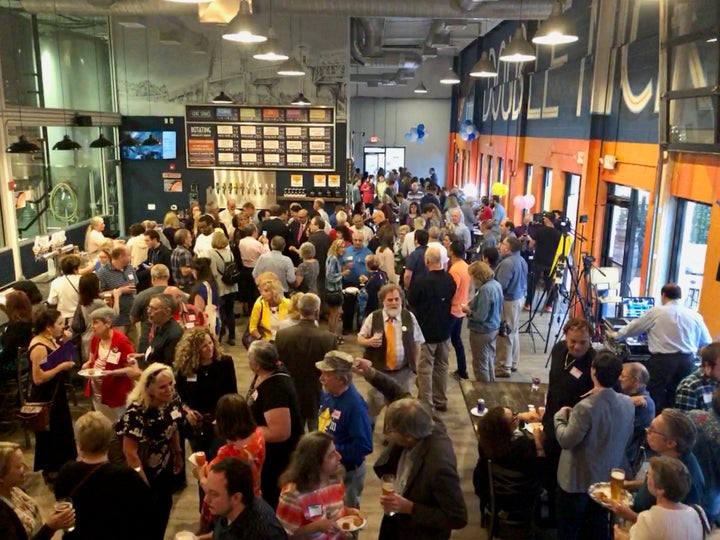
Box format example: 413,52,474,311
328,174,341,187
314,174,327,187
290,174,304,187
185,105,335,171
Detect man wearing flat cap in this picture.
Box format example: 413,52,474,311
316,350,373,509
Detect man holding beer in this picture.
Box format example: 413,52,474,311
554,350,635,540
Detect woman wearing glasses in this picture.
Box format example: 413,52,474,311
116,363,184,540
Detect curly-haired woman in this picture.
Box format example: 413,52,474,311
174,327,237,456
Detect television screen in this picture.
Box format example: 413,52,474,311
121,131,177,160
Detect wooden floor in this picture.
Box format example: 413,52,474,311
12,305,567,539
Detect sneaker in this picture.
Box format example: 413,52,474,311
434,404,448,412
511,367,518,373
451,371,469,381
495,371,512,378
524,304,531,311
226,339,236,346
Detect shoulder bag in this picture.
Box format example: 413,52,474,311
242,300,266,350
17,378,60,432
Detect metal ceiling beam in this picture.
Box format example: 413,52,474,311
20,0,553,19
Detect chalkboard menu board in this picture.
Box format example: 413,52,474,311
185,105,335,171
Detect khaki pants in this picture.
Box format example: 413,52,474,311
495,298,523,374
416,340,451,410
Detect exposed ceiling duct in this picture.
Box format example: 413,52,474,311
20,0,553,19
351,18,422,69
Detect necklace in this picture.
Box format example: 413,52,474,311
563,353,576,371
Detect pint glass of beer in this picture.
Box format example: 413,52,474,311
382,474,396,516
610,468,625,501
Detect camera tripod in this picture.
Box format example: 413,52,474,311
518,261,546,353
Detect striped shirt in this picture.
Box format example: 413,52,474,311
170,245,194,288
674,370,718,412
276,480,346,539
96,263,137,326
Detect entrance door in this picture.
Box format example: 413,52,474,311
601,185,650,296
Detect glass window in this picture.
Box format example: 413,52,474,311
669,0,718,40
668,96,718,144
669,40,719,91
486,156,493,195
565,174,581,227
0,8,39,107
542,167,553,211
497,157,504,184
671,200,709,310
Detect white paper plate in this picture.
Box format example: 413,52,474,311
336,516,367,532
588,482,633,508
470,407,487,417
77,369,104,378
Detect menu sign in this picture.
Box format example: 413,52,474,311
185,105,335,171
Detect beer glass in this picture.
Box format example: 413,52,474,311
53,499,74,532
610,468,625,501
381,474,396,516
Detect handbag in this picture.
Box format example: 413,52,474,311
242,300,266,350
71,302,86,335
17,379,60,432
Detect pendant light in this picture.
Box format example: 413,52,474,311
7,135,41,154
89,18,113,149
499,27,536,63
253,1,288,61
141,27,160,145
532,0,578,45
211,35,234,104
413,82,428,94
469,52,497,78
439,67,460,85
277,18,305,76
291,92,311,106
223,0,267,44
5,0,40,155
51,3,81,150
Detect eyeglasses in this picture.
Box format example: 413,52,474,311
645,426,669,438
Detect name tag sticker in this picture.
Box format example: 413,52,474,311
170,409,182,420
569,366,583,379
186,375,198,383
306,504,324,518
106,351,121,365
331,410,342,420
127,274,135,281
251,390,259,401
703,392,712,404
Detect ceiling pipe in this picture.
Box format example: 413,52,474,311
21,0,553,19
351,18,422,70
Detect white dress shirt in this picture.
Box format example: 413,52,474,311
358,308,424,367
617,300,712,354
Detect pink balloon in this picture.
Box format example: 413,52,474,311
513,195,525,209
523,194,536,210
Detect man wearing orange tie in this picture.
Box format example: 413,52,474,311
358,283,425,430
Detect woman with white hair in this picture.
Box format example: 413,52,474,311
84,216,106,258
116,363,184,540
81,307,140,423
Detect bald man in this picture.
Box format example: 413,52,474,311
408,247,456,412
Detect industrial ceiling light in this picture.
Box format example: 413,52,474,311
469,52,497,78
277,57,305,76
7,135,41,154
532,0,578,45
89,131,114,148
211,90,234,104
253,31,288,61
53,135,82,150
291,92,311,106
500,27,536,63
413,82,428,94
223,0,267,44
439,67,461,85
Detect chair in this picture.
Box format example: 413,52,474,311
15,347,33,449
487,459,542,539
0,346,32,448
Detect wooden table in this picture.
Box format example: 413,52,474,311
459,379,548,438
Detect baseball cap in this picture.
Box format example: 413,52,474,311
315,350,355,372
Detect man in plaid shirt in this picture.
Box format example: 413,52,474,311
675,342,720,412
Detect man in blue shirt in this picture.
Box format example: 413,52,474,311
494,236,527,377
619,362,656,467
341,233,372,333
316,350,374,508
403,229,429,294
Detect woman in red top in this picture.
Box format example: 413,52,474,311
195,393,265,532
360,177,375,211
276,432,363,539
82,306,140,423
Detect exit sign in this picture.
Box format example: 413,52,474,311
369,135,379,143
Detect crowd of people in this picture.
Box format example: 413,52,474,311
0,167,717,540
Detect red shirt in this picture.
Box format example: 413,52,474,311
85,330,135,408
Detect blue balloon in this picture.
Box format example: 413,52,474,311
410,127,418,134
463,119,472,126
467,133,476,141
417,130,425,138
417,137,424,144
418,123,425,131
404,132,412,141
460,131,469,141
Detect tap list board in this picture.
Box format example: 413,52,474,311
185,105,335,171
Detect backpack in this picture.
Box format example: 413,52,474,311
215,250,240,285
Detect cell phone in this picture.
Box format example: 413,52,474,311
262,231,268,237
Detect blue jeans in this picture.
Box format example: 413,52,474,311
343,461,367,509
449,315,468,377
